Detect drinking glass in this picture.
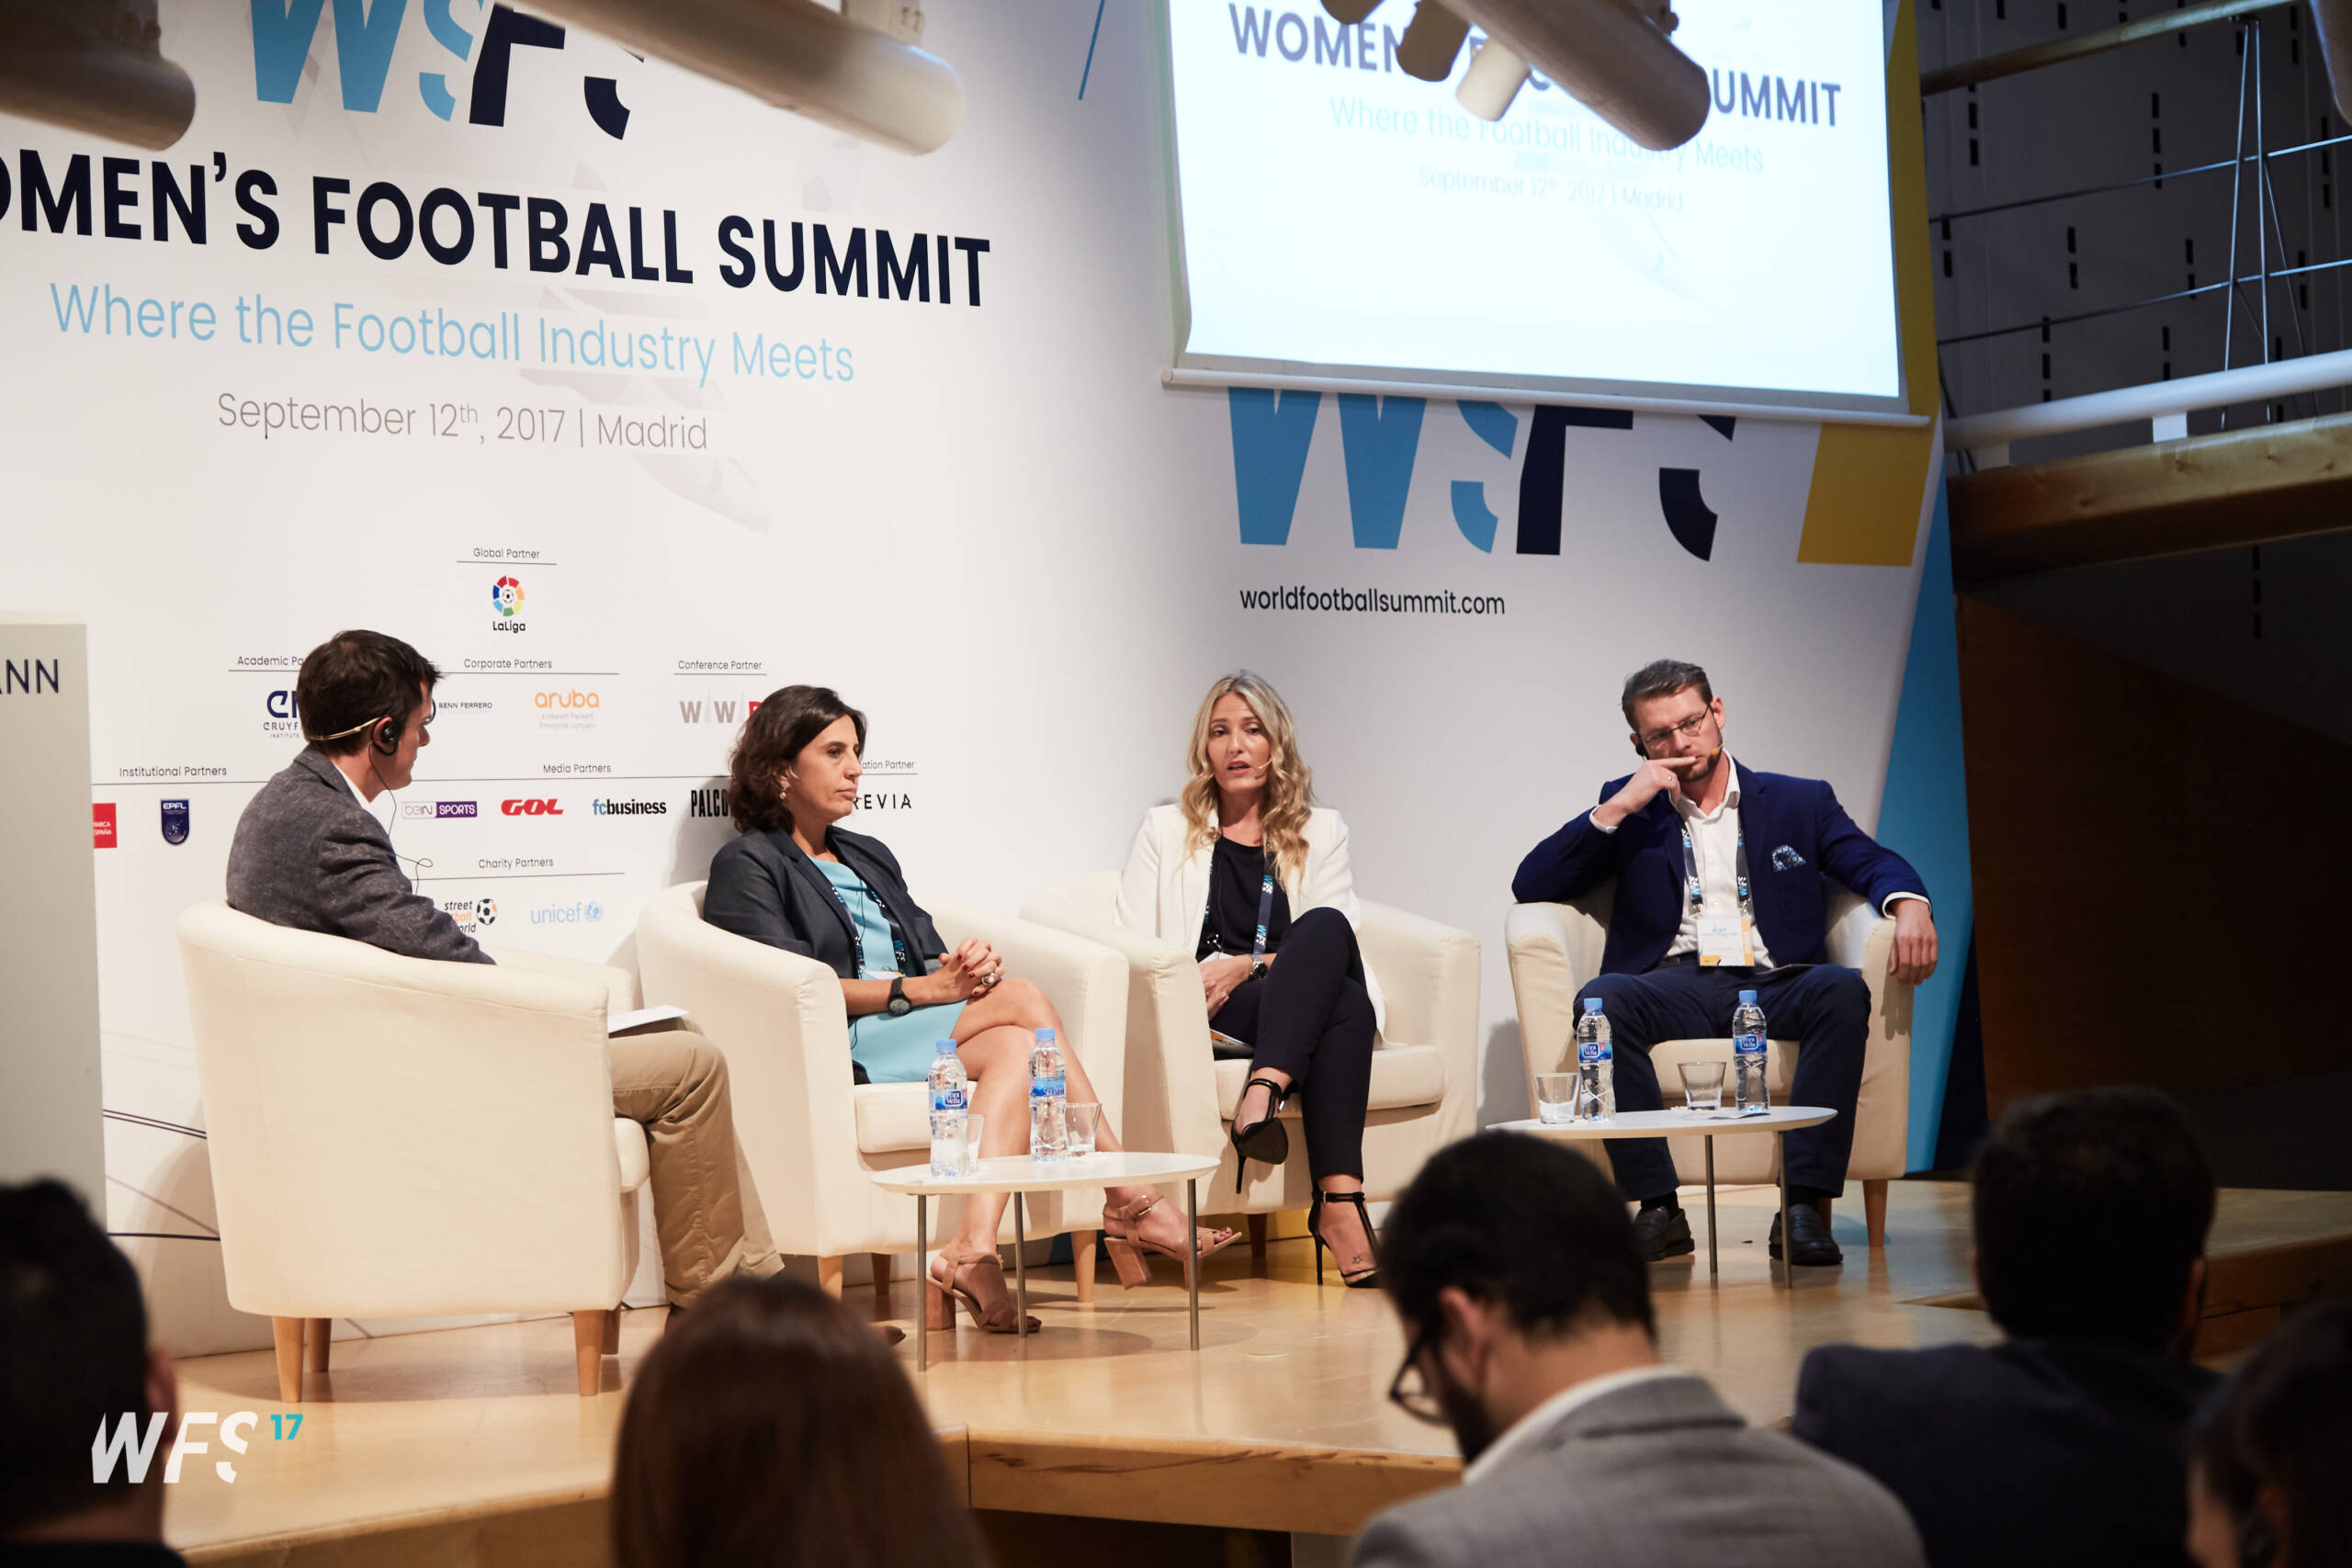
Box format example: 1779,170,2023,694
960,1113,987,1177
1678,1061,1726,1112
1067,1102,1101,1156
1534,1072,1577,1125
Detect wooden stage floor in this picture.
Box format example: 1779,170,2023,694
163,1179,2352,1566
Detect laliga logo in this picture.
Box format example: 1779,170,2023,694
254,0,637,137
491,575,526,634
535,689,598,710
502,798,562,815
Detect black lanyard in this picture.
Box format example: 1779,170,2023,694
825,871,909,977
1202,852,1277,965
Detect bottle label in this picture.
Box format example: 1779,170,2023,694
1577,1039,1611,1066
1031,1073,1065,1100
1735,1031,1765,1057
932,1085,967,1113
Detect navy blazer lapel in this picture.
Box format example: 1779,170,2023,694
770,829,857,948
1731,761,1777,931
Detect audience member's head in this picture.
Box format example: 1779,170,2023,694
1,1179,177,1544
611,1275,978,1568
1972,1087,2213,1354
1382,1133,1656,1463
295,628,440,755
2186,1302,2352,1568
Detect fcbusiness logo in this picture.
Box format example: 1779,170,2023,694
253,0,638,135
1229,389,1733,562
501,797,562,816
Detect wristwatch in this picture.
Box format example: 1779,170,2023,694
886,976,911,1016
1250,959,1269,981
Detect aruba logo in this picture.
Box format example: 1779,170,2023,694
1229,389,1731,562
253,0,636,136
501,797,561,815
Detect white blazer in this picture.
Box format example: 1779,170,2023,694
1114,801,1387,1039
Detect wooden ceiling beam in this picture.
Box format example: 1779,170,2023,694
1948,409,2352,580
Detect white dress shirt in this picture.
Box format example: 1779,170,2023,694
1460,1363,1692,1484
1588,751,1923,968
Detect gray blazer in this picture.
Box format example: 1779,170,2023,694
1351,1373,1925,1568
225,747,490,964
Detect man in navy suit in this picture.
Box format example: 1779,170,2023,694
1512,660,1938,1265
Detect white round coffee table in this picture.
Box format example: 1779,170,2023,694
871,1150,1223,1369
1491,1106,1838,1281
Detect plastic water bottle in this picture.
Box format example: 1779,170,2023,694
1028,1028,1069,1159
927,1039,968,1178
1574,998,1614,1122
1733,988,1770,1115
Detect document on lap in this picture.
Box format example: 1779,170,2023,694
608,1004,688,1037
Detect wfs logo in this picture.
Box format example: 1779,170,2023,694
1230,389,1732,562
92,1409,298,1485
490,575,526,633
254,0,637,136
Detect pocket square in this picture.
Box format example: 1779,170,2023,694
1770,845,1806,872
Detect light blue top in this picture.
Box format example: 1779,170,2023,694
815,858,965,1084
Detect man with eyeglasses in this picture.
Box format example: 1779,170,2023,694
1354,1133,1924,1568
1511,659,1937,1266
222,630,796,1320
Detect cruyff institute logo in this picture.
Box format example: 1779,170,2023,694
92,1409,304,1485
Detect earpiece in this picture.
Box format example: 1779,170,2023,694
2238,1509,2278,1568
371,716,400,757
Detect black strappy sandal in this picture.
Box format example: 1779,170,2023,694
1230,1072,1290,1191
1309,1189,1381,1289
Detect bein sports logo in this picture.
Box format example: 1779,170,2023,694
491,575,526,634
1230,389,1732,562
253,1,636,136
92,1409,301,1486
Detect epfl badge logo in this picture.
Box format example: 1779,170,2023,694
254,1,636,137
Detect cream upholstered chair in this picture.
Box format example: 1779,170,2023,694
176,903,650,1401
635,883,1126,1299
1506,884,1912,1247
1019,873,1479,1237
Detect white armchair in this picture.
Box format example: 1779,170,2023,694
1505,884,1913,1247
176,902,649,1400
1020,873,1479,1231
635,883,1127,1299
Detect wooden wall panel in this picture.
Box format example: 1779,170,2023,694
1957,598,2346,1113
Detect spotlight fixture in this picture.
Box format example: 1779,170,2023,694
527,0,963,154
1320,0,1708,151
0,0,194,150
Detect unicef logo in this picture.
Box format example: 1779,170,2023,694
583,899,604,923
492,576,524,616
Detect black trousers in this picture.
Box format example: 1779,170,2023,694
1575,959,1871,1201
1214,908,1377,1182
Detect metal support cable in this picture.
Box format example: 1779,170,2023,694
1926,130,2352,229
1934,253,2352,348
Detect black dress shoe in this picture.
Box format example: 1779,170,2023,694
1632,1204,1695,1262
1769,1203,1844,1266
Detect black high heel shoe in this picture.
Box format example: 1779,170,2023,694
1230,1073,1290,1192
1309,1190,1381,1289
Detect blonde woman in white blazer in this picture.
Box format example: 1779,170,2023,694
1115,671,1385,1288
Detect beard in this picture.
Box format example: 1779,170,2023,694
1434,1365,1501,1465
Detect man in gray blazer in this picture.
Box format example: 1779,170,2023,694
224,629,787,1315
1353,1134,1924,1568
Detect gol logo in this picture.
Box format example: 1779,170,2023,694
501,798,563,816
535,689,599,709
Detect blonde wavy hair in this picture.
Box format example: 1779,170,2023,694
1180,671,1315,888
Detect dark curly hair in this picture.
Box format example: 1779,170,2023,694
726,685,866,833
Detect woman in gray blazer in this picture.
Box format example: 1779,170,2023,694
704,686,1234,1333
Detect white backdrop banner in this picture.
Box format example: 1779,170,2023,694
0,1,1932,1352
